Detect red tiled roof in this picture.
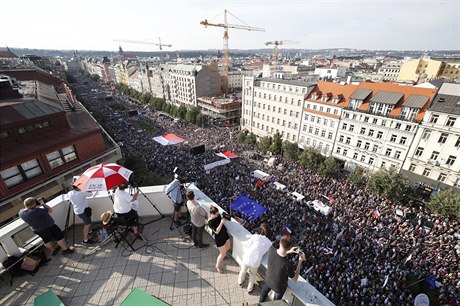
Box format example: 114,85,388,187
0,50,18,58
306,81,359,108
355,82,437,121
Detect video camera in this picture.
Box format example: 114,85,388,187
222,211,232,221
129,175,144,188
35,197,45,206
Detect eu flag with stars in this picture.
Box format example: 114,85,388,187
231,195,267,220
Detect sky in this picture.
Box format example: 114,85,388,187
2,0,459,52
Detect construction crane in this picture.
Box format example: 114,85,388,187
265,40,299,65
200,10,264,93
113,38,172,61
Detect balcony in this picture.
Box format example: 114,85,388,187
0,184,332,306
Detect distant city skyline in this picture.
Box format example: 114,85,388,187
2,0,459,52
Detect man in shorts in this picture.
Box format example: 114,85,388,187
67,184,94,245
19,197,74,255
165,176,185,226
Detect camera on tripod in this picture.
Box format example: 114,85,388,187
129,176,144,188
222,211,232,221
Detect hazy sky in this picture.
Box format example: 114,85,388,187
2,0,459,51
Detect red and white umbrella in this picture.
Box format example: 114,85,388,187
73,163,133,191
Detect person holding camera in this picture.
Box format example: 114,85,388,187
186,190,209,248
113,183,140,234
67,185,94,245
208,205,231,274
19,197,74,255
259,235,305,302
238,223,272,293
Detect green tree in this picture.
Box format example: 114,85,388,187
196,113,204,126
245,132,257,146
348,166,367,186
283,141,299,161
237,130,248,143
428,189,460,219
367,168,408,200
269,132,283,155
299,147,324,169
178,106,187,119
258,136,272,153
319,155,340,177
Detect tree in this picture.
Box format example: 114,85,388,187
319,155,340,177
258,136,272,153
90,74,100,81
196,113,204,126
283,141,299,161
178,106,187,120
185,111,195,123
348,166,367,186
367,167,408,200
237,130,248,143
299,147,324,169
428,189,460,219
245,132,257,146
269,132,283,155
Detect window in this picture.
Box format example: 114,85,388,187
377,131,383,139
342,123,348,130
421,129,432,140
381,161,386,168
343,149,348,156
395,123,401,129
368,129,374,137
415,147,424,157
353,152,358,159
308,126,313,133
438,133,448,144
456,137,460,147
369,158,374,165
346,137,351,144
430,115,439,123
409,163,416,171
321,130,326,137
430,151,439,160
0,159,43,188
447,117,456,127
357,140,362,148
385,148,392,156
364,142,370,150
314,128,319,135
360,127,366,135
336,147,341,153
422,168,431,177
390,134,397,142
446,155,456,166
372,145,378,152
339,135,344,142
373,118,378,124
400,137,407,145
328,132,333,139
360,155,366,162
349,125,355,132
395,151,401,159
438,173,447,182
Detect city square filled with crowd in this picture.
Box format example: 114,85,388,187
79,88,459,306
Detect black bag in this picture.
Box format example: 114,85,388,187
2,256,27,277
84,207,92,217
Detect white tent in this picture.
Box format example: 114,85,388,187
292,192,305,202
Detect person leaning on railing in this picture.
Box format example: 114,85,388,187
19,197,74,256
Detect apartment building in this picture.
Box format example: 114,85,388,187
397,58,444,83
299,82,358,156
378,63,402,81
333,83,436,172
0,70,122,223
241,76,314,142
164,63,220,107
197,96,241,125
402,83,460,190
438,59,460,80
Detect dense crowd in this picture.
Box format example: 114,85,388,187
79,87,459,306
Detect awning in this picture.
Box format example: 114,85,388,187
152,134,185,146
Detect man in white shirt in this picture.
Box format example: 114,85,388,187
113,183,140,234
238,223,272,293
67,185,94,245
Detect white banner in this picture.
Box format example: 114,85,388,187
204,158,231,171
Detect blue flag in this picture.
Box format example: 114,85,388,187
425,274,437,290
231,195,267,220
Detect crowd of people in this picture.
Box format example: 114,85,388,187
77,85,459,305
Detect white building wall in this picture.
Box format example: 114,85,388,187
403,110,460,188
242,77,311,143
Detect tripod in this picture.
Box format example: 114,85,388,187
137,187,166,226
64,201,76,247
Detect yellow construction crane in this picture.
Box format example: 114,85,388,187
113,38,172,61
265,40,299,65
200,10,264,93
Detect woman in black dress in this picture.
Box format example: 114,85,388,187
208,205,230,273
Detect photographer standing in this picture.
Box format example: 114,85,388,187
186,190,209,249
238,223,272,293
259,235,305,302
208,205,231,274
19,197,74,255
67,185,94,245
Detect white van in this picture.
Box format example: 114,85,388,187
307,200,333,216
251,170,270,182
273,182,287,192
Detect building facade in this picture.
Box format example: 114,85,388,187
378,63,402,81
397,58,444,83
241,76,314,142
402,83,460,190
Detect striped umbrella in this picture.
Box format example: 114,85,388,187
73,163,133,191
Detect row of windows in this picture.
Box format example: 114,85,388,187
411,165,453,184
429,115,457,127
0,145,78,188
256,82,307,94
18,121,50,134
305,103,339,115
252,92,303,106
300,137,330,153
303,126,334,140
253,119,298,130
304,114,336,128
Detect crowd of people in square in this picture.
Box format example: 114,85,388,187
78,89,459,305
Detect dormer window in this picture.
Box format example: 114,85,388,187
349,98,363,110
332,98,340,104
311,94,318,100
401,107,419,120
321,96,329,102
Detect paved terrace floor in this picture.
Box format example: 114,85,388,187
0,217,262,306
